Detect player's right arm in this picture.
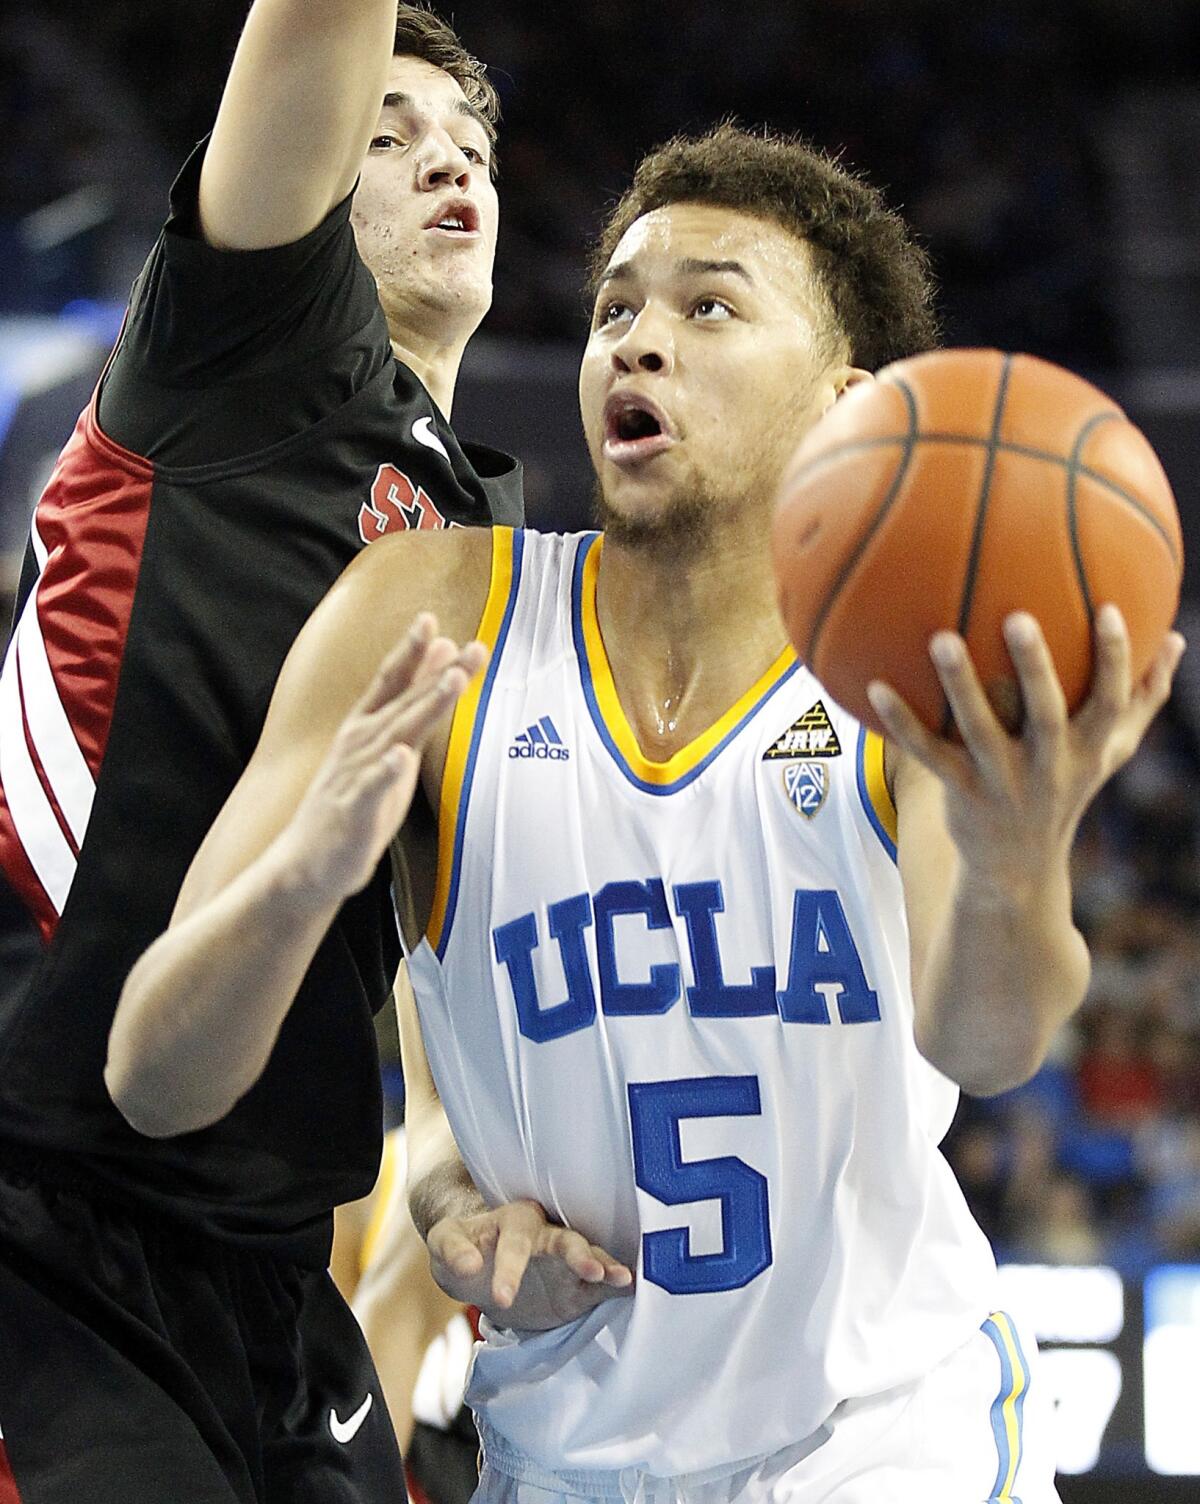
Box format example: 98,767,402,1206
198,0,396,251
105,532,489,1138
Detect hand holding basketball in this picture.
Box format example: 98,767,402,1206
868,603,1185,890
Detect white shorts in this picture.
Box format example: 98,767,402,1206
470,1311,1060,1504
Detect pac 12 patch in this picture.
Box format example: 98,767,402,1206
763,700,842,760
783,760,829,818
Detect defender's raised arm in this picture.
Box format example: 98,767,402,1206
198,0,399,251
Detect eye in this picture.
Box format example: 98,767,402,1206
596,301,634,329
370,134,404,152
461,145,487,166
692,297,734,322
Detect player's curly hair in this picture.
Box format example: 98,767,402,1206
393,5,501,177
589,123,938,371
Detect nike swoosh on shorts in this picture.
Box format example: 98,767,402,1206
329,1393,374,1444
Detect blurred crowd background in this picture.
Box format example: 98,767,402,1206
5,0,1200,362
2,0,1199,1276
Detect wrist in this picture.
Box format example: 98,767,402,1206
953,844,1075,919
261,822,354,916
412,1167,486,1242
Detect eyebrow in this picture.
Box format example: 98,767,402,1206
380,91,491,138
598,256,754,290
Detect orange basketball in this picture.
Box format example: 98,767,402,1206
771,348,1184,734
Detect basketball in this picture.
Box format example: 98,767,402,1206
771,348,1184,734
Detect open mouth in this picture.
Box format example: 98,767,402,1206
425,200,480,236
613,407,662,442
603,393,676,463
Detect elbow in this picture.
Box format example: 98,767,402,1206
104,1058,181,1138
914,1016,1050,1099
103,1051,227,1140
953,1052,1044,1100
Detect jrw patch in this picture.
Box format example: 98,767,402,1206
763,700,842,760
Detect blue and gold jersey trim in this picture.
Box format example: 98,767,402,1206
571,533,798,795
855,726,898,864
982,1311,1031,1503
428,526,523,959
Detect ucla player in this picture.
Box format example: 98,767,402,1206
111,124,1185,1500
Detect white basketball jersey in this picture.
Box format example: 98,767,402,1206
407,528,997,1477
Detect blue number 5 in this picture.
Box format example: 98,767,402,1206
627,1076,772,1295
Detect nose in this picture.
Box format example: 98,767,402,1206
611,309,674,376
416,129,474,193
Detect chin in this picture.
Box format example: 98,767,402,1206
431,265,493,317
591,480,713,556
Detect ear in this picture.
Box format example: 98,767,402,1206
834,366,874,400
816,365,874,420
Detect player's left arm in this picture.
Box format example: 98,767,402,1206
397,975,634,1328
877,607,1185,1096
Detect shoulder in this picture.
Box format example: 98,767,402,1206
335,527,496,642
277,528,498,710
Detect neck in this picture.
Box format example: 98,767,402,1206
388,326,468,419
594,523,791,760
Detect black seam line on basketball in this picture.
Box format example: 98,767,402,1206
1066,412,1121,619
786,431,1178,566
805,376,919,674
942,356,1014,736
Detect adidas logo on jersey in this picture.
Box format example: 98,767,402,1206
762,700,843,760
510,716,570,761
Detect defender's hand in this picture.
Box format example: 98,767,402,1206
276,614,486,904
427,1199,635,1332
867,606,1186,891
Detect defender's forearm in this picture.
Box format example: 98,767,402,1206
201,0,397,250
912,860,1090,1096
105,842,340,1138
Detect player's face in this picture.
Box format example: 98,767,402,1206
579,204,856,544
351,55,498,342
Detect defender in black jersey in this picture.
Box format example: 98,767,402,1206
0,5,520,1501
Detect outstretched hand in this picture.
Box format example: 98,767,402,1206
427,1199,635,1332
867,606,1186,889
277,613,486,904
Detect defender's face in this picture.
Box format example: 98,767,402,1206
579,204,849,534
351,55,498,333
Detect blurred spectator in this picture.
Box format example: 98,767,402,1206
1142,1117,1200,1257
1076,1007,1164,1129
1145,1023,1200,1118
950,1120,1010,1247
1010,1172,1105,1266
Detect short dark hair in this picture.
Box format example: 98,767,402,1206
393,5,501,174
590,123,938,371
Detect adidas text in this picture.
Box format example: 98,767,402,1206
509,743,570,761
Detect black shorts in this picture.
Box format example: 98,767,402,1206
0,1163,407,1504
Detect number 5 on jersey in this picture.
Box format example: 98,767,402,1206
628,1076,772,1295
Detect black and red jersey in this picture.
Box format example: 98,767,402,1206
0,144,522,1259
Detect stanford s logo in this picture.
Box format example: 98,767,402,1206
359,464,451,543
